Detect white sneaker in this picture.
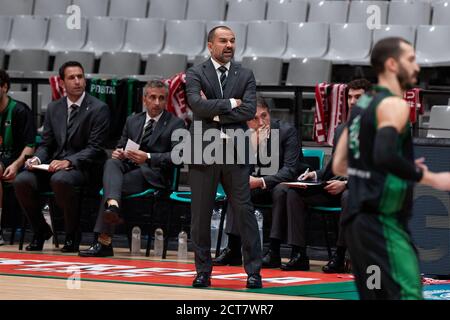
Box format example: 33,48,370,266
0,230,5,245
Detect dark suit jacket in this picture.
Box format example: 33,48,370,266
317,123,346,181
35,93,110,170
185,59,256,164
116,110,185,189
253,119,308,190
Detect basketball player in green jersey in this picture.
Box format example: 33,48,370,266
333,37,450,300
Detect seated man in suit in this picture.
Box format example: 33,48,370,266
79,80,185,257
213,95,308,266
14,61,110,252
0,69,36,245
262,78,371,272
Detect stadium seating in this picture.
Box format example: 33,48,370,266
226,0,267,22
109,0,148,18
0,16,12,52
427,105,450,138
145,53,188,78
242,20,287,58
286,58,332,86
266,0,308,23
431,0,450,25
186,0,227,21
53,51,96,73
0,0,33,16
8,49,49,73
72,0,109,18
308,0,349,23
5,15,49,52
415,25,450,66
148,0,187,20
45,15,88,54
82,16,126,57
348,0,388,24
34,0,71,16
161,20,205,61
98,51,141,77
373,25,416,46
121,18,165,58
241,56,283,85
387,0,431,25
323,23,373,65
0,49,4,69
282,22,329,61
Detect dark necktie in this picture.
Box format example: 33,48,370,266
141,119,155,144
218,65,227,96
67,104,79,133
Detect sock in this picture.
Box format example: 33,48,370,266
227,234,241,252
269,238,281,255
98,233,112,246
336,246,346,259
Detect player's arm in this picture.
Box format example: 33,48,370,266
373,97,423,181
332,127,348,177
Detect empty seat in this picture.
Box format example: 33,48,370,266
286,58,332,86
241,56,283,85
308,0,349,23
6,15,49,52
186,0,227,21
204,21,248,61
121,18,165,58
161,20,205,60
8,49,50,73
34,0,72,16
226,0,267,22
145,54,187,78
53,51,96,73
323,23,372,65
148,0,187,20
0,0,33,15
415,25,450,66
98,52,141,76
427,105,450,138
348,0,388,24
242,20,287,58
72,0,109,17
373,25,416,46
82,16,126,57
266,0,308,23
45,15,88,54
109,0,148,18
388,0,431,25
8,91,41,111
282,22,329,60
0,16,12,50
24,70,56,115
432,1,450,25
6,70,24,91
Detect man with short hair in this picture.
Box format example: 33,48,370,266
213,95,307,266
0,69,36,245
333,37,450,299
14,61,110,253
262,79,371,272
79,80,185,257
186,25,262,289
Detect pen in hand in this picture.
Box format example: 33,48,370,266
297,168,310,181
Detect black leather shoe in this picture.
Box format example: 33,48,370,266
79,242,114,257
103,205,123,225
61,233,81,253
246,273,263,289
322,253,346,273
25,227,53,251
281,253,310,271
213,248,242,266
262,250,281,268
192,272,211,288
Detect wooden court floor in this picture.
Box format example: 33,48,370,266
0,245,329,300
